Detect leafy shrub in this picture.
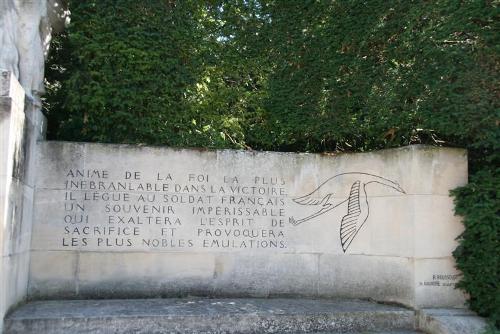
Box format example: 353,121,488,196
452,168,500,327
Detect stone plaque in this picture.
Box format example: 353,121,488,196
30,142,467,308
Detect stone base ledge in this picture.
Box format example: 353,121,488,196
5,298,416,334
5,298,490,333
417,308,487,334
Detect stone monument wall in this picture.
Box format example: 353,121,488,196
30,142,467,308
0,71,46,331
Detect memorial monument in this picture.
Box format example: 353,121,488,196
29,141,467,310
0,2,488,333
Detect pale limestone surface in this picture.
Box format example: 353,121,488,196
418,308,487,334
4,298,417,334
0,0,68,97
30,142,467,308
0,71,45,332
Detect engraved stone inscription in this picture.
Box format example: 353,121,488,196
61,169,288,251
419,273,461,287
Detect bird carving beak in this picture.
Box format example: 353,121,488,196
395,184,406,194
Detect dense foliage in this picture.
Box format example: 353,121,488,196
45,0,499,324
452,168,499,327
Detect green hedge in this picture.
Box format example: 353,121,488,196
452,168,500,327
45,0,499,325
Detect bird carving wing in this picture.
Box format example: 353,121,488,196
293,193,332,206
340,180,368,252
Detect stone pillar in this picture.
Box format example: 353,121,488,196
0,2,65,330
0,70,46,332
0,0,68,98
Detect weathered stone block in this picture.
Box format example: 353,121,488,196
318,254,414,306
414,257,466,308
1,71,44,333
4,298,417,334
78,252,216,298
29,143,468,308
28,251,78,299
213,253,320,297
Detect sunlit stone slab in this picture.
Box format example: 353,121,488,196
30,142,467,307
